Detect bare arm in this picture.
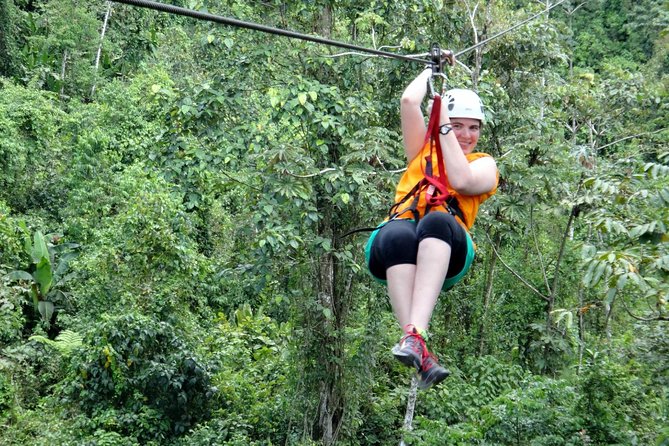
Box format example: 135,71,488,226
448,156,498,195
400,68,432,162
438,101,498,196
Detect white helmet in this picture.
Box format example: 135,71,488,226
444,88,485,122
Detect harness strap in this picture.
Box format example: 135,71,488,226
386,94,450,224
338,93,460,239
422,95,449,208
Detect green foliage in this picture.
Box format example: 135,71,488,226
576,356,660,445
61,312,214,442
572,0,669,68
1,0,668,444
0,80,69,216
18,0,102,98
0,0,18,77
4,227,78,329
29,329,82,355
176,305,293,444
416,355,527,425
68,164,211,323
481,378,583,446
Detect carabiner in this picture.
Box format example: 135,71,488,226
427,43,454,98
428,72,449,98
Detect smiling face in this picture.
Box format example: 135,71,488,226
450,118,481,154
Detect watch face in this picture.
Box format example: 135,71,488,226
440,125,451,135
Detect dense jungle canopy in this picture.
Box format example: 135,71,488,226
0,0,668,445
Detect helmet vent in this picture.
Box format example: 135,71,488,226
447,95,455,111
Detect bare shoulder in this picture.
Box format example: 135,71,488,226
464,155,498,195
470,155,497,172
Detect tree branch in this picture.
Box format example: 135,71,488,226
285,167,337,178
619,292,669,322
325,46,423,59
484,233,550,301
284,166,406,178
530,203,552,293
219,170,262,191
594,128,667,152
568,1,589,14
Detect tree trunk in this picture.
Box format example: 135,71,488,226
478,231,500,356
316,250,343,445
60,49,69,99
312,5,345,444
312,210,346,445
577,285,585,374
545,207,576,330
542,207,576,371
604,296,614,341
0,0,14,77
399,376,419,446
91,1,113,98
320,3,333,39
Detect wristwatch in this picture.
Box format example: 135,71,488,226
439,124,452,135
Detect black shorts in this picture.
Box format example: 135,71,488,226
365,212,474,290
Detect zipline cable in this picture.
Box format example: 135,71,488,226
110,0,432,65
113,0,581,67
454,0,575,57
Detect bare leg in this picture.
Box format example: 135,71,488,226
387,264,416,328
409,238,451,330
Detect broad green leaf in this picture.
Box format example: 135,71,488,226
34,258,53,296
616,273,628,290
30,231,49,264
38,300,55,323
6,270,34,281
605,287,617,304
660,188,669,204
298,93,307,105
30,330,82,354
591,261,607,286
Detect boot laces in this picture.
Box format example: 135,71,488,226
400,325,430,363
421,352,440,371
401,325,442,372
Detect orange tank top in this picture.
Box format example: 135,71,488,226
392,145,497,230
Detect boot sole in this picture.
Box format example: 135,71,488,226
391,345,422,371
417,368,450,390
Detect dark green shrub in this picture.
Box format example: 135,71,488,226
61,312,215,442
577,356,659,445
201,305,292,443
481,377,584,445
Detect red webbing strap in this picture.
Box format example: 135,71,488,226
422,95,449,207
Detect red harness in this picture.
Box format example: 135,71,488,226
388,95,460,222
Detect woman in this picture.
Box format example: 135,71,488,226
365,68,498,389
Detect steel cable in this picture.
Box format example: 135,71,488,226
111,0,433,65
